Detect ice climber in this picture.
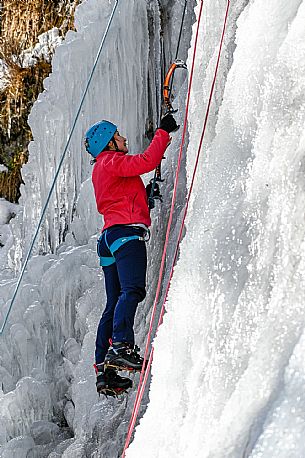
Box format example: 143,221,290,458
84,113,178,395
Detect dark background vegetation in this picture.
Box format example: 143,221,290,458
0,0,79,202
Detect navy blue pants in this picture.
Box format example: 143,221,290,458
95,225,147,364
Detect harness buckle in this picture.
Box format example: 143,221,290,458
143,229,151,242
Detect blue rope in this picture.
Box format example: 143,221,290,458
0,0,120,335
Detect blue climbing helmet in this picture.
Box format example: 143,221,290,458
84,120,117,158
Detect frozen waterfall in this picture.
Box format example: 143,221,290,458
1,0,305,457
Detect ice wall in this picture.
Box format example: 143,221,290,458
127,0,305,457
9,0,150,268
4,0,305,456
0,0,194,456
0,0,151,453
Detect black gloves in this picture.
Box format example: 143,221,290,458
159,113,179,133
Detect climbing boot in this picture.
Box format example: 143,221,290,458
104,342,146,372
94,363,132,397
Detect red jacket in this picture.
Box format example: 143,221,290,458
92,129,170,230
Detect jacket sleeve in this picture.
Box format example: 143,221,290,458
102,129,171,177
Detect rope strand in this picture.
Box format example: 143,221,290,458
149,0,188,207
122,1,231,454
122,1,205,455
0,0,120,335
174,0,188,60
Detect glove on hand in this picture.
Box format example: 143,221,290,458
159,113,179,133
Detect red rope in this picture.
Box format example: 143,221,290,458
123,1,205,448
122,2,204,453
156,0,231,330
122,1,230,456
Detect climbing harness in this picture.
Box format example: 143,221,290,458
97,229,146,267
0,0,121,335
122,1,231,455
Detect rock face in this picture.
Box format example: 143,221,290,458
0,0,80,203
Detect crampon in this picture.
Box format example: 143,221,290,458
98,385,131,398
103,361,142,373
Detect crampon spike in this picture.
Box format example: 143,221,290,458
98,387,129,398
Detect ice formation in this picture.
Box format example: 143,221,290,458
20,29,63,68
1,0,305,457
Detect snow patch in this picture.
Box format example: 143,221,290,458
21,28,63,67
0,60,9,91
0,199,17,226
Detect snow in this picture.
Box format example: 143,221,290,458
0,28,62,91
1,0,305,457
0,61,9,91
0,199,19,272
20,28,63,67
0,199,17,226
